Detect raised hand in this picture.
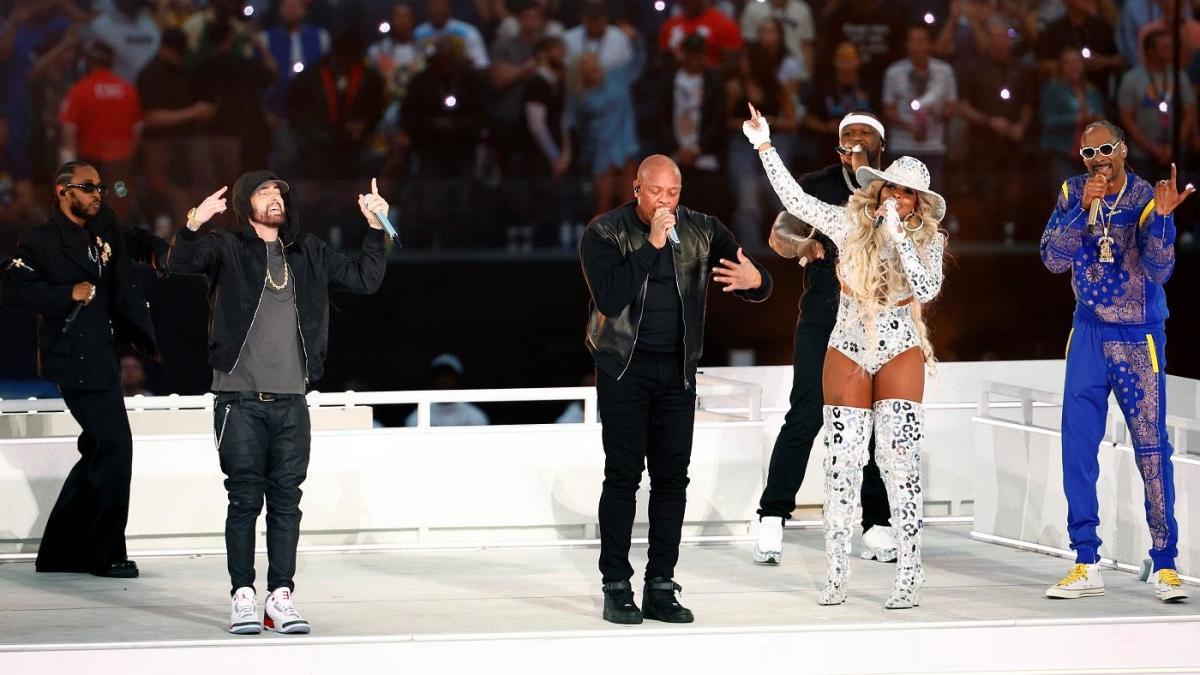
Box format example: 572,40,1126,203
713,248,763,292
191,186,228,230
1154,163,1196,216
357,178,389,230
742,102,772,150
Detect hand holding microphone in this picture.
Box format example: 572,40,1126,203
1083,172,1108,226
63,281,95,334
875,198,905,243
649,207,677,249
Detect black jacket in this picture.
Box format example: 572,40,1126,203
793,163,858,326
164,170,386,385
580,201,772,386
649,66,727,161
1,205,163,390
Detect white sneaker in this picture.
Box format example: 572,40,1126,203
229,587,261,634
1045,564,1104,599
264,588,311,634
753,516,783,564
1152,569,1189,602
860,525,898,563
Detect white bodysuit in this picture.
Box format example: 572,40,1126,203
759,148,945,374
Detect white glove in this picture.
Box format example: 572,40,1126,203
742,114,771,148
878,198,906,245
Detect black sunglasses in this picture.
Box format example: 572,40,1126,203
1079,142,1121,160
63,182,109,195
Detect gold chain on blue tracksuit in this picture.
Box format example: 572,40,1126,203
1040,170,1178,571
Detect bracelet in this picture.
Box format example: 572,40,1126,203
186,207,199,230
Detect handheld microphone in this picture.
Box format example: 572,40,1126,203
374,209,400,243
1086,166,1105,227
62,301,85,334
667,209,680,247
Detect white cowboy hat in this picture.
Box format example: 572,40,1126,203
855,156,946,223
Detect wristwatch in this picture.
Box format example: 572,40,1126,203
186,207,199,230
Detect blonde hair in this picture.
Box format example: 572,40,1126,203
842,180,945,370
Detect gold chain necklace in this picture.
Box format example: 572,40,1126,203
264,241,289,290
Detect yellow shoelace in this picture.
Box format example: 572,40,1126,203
1159,569,1183,587
1057,564,1090,586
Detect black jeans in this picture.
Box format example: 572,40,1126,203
36,386,133,573
213,393,311,594
756,322,890,530
596,350,696,583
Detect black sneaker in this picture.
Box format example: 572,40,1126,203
602,580,642,624
642,578,694,623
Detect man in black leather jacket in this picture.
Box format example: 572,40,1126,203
580,154,772,625
167,170,387,634
1,161,166,579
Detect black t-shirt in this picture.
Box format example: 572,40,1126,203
821,3,906,93
959,58,1035,135
636,242,683,354
802,79,876,156
521,70,566,176
794,163,857,326
137,56,198,138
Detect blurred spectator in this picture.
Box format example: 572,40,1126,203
496,0,564,41
1118,28,1197,175
739,0,814,83
26,23,84,184
404,354,489,427
119,354,152,396
956,16,1035,239
152,0,199,30
368,3,425,177
934,0,993,62
137,28,216,223
1039,46,1106,183
820,0,906,95
726,44,798,251
260,0,330,120
754,18,805,108
647,33,726,217
1034,0,1122,100
0,112,35,225
287,31,386,179
490,0,552,176
0,0,83,177
1132,0,1200,68
415,0,490,69
183,0,258,59
58,41,143,217
88,0,161,84
883,24,957,192
1117,0,1195,66
563,0,634,72
659,0,743,69
400,35,487,246
802,42,874,155
192,17,274,179
568,25,643,215
524,36,570,176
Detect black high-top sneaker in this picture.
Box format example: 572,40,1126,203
642,578,694,623
602,580,643,624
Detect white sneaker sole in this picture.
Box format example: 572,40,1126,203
1157,588,1189,602
1045,587,1105,599
860,547,898,563
753,547,781,565
265,619,311,634
229,621,262,635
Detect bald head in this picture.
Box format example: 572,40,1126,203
633,154,682,220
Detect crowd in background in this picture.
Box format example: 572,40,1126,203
1,0,1199,253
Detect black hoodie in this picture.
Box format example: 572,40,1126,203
165,170,386,384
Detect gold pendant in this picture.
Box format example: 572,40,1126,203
1098,236,1114,263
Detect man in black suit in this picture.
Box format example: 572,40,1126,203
1,161,165,578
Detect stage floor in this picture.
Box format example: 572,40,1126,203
2,525,1198,674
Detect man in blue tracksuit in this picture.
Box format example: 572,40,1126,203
1040,120,1193,602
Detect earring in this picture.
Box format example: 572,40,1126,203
903,214,922,232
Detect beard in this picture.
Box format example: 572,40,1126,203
68,194,100,221
252,205,286,227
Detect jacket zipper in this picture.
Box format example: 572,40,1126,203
228,244,270,374
667,242,690,391
282,239,310,384
616,277,649,380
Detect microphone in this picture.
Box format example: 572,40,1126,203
62,301,84,334
1086,167,1106,227
874,198,898,227
374,209,400,243
667,210,680,247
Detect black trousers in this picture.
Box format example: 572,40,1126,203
36,386,133,573
756,321,891,530
596,351,696,583
213,393,311,595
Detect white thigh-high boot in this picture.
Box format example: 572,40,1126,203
818,405,873,605
874,399,925,609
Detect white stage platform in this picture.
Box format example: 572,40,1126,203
1,525,1198,674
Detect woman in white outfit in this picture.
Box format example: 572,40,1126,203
743,104,947,608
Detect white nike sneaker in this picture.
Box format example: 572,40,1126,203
753,516,784,565
1152,569,1189,602
860,525,898,563
264,587,311,634
1045,563,1104,599
229,586,261,635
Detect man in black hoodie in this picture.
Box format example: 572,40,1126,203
1,160,165,580
167,171,388,635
